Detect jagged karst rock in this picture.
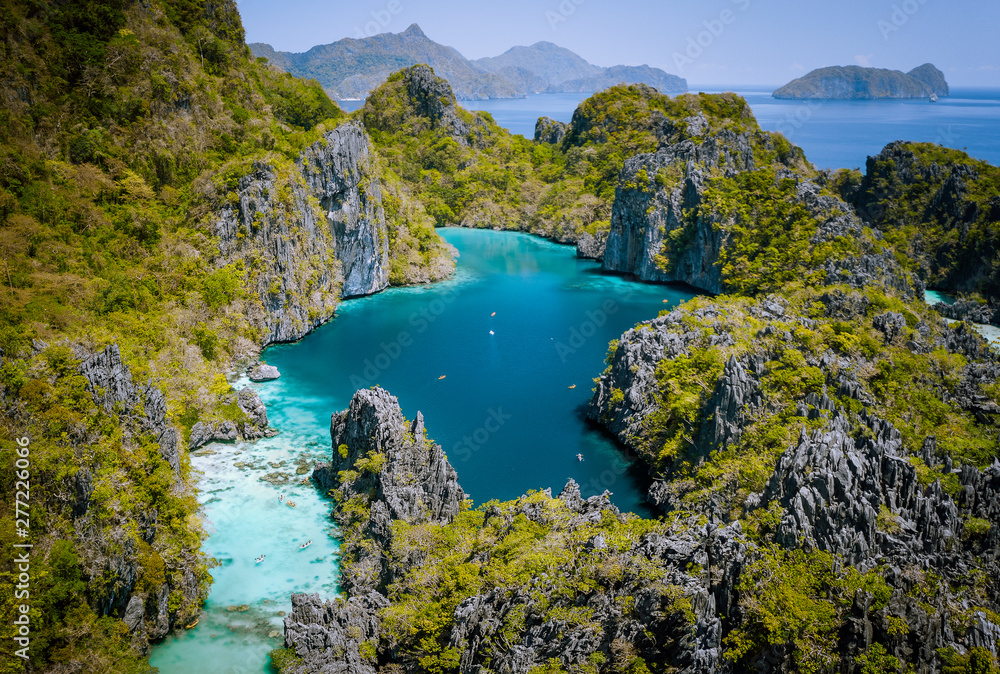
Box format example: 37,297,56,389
213,159,341,345
79,343,180,474
71,343,203,651
575,229,608,260
327,388,465,594
534,116,567,144
934,297,999,326
282,592,388,674
601,119,915,299
247,362,281,381
298,123,389,297
845,141,999,303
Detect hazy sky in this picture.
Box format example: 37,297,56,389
235,0,1000,87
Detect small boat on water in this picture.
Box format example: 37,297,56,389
300,478,310,485
278,493,283,502
287,501,296,508
491,312,496,317
185,618,199,629
299,540,313,550
577,453,584,461
438,375,446,380
489,330,495,335
568,385,576,389
930,93,939,102
255,555,265,564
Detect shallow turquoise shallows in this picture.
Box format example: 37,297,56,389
150,228,696,673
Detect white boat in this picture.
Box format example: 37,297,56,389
930,93,938,102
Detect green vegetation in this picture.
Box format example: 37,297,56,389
373,490,685,672
837,142,1000,299
725,546,893,673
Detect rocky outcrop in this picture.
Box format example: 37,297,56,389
73,343,204,648
213,159,341,345
298,123,389,298
747,411,1000,670
213,122,395,345
843,141,1000,302
774,64,948,99
283,591,388,674
323,387,465,595
534,116,567,144
79,343,180,474
601,119,915,299
908,63,950,97
575,228,607,260
188,386,274,450
934,297,1000,326
247,362,280,381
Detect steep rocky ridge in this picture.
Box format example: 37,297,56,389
838,141,1000,307
586,285,1000,670
282,388,745,673
41,342,209,653
297,123,390,298
598,112,915,300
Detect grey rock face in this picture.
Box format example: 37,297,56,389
601,123,915,299
283,592,388,674
575,229,607,260
934,297,999,326
188,387,272,449
79,343,180,474
213,122,394,346
298,123,389,298
74,343,202,649
214,159,340,345
247,362,281,381
534,116,567,144
752,411,1000,670
327,388,465,594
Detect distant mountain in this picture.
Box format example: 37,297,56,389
250,24,519,100
472,42,601,89
250,25,687,101
549,65,687,95
773,63,949,100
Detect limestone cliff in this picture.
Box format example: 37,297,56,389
600,114,914,299
587,288,1000,670
73,344,206,650
298,123,390,298
211,122,398,344
840,141,1000,306
284,388,745,674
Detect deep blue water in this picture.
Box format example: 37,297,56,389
457,86,1000,170
265,229,694,509
150,229,695,672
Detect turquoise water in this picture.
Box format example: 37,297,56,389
924,289,1000,350
457,87,1000,170
151,228,696,672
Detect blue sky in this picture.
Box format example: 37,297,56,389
235,0,999,87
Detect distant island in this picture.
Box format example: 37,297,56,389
773,63,949,100
250,24,687,101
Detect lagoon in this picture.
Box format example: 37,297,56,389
150,229,696,672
